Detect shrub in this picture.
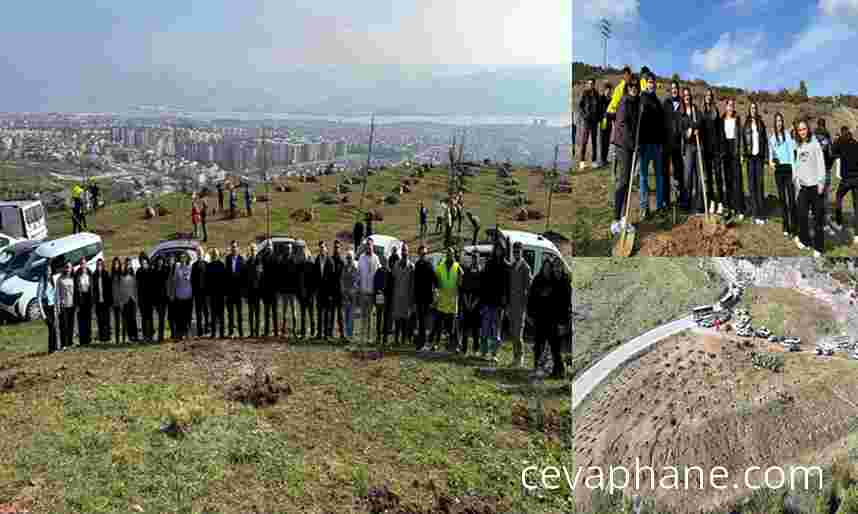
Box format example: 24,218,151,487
316,192,339,205
384,194,400,205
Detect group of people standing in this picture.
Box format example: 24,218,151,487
37,235,571,378
576,66,858,256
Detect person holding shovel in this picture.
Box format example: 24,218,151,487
610,77,641,235
680,88,705,214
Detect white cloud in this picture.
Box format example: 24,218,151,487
572,0,640,66
820,0,858,17
690,32,765,73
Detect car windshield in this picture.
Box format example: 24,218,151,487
0,249,33,272
16,259,47,282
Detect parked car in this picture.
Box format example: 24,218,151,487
0,200,48,242
0,232,103,320
132,239,209,271
737,328,753,337
784,337,801,345
357,234,404,263
257,235,298,258
816,343,835,356
755,327,772,338
768,335,783,343
0,240,41,284
781,340,800,352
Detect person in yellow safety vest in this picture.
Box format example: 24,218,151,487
430,247,463,352
603,66,649,130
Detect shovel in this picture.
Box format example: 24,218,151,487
613,99,645,257
693,114,717,227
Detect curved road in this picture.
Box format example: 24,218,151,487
572,316,696,411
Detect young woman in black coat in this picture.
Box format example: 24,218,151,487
151,256,169,342
92,258,113,342
528,258,569,378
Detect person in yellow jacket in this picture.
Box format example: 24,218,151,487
429,247,462,352
603,66,649,130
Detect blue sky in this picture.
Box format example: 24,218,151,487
0,1,568,111
573,0,858,96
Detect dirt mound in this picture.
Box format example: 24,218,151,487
514,208,543,221
369,210,384,222
226,366,292,408
0,369,48,392
256,194,270,203
290,208,314,223
341,195,350,204
143,207,157,219
510,402,568,438
357,485,506,514
638,216,741,256
156,205,171,216
351,349,384,361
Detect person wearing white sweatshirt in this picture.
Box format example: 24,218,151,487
793,120,827,257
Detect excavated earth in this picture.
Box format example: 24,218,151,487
574,331,858,513
639,216,742,256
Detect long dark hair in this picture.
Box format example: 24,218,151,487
722,98,738,120
746,102,761,126
773,113,786,144
681,88,695,117
111,256,122,276
796,120,813,145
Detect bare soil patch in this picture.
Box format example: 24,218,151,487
356,485,507,514
638,216,741,256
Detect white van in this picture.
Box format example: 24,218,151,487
0,200,48,242
426,229,570,275
0,232,103,320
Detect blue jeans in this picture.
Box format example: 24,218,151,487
344,302,354,337
639,143,664,210
480,305,500,343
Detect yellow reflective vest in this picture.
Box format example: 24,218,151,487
603,78,648,129
434,261,462,315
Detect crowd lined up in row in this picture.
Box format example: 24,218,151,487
37,237,571,378
576,66,858,255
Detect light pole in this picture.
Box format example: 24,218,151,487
598,18,612,69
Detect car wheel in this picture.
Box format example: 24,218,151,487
25,298,42,321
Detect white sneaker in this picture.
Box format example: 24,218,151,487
738,214,745,222
795,237,806,250
717,203,725,215
813,250,822,258
610,221,620,235
853,236,858,245
783,231,789,237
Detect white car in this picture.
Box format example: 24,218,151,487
357,234,404,263
257,235,299,258
737,328,754,337
816,343,835,356
0,232,103,321
132,239,209,271
0,232,21,250
0,240,41,284
784,337,801,345
755,327,771,338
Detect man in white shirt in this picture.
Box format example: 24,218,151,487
357,238,380,344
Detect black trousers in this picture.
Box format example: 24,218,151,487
167,301,177,339
747,156,765,218
415,302,431,349
176,298,193,338
580,121,598,161
200,218,208,242
462,309,481,353
704,153,725,208
724,140,744,213
113,306,123,343
44,304,58,353
600,119,613,163
60,307,75,349
248,294,261,337
210,295,225,338
95,302,111,342
774,165,797,236
77,299,92,345
194,294,209,337
419,221,427,239
663,145,683,205
835,182,858,232
140,302,154,341
614,148,634,220
315,295,330,339
684,145,705,213
534,321,564,376
155,303,167,341
299,295,314,337
375,301,387,344
797,186,825,252
263,295,278,336
430,312,457,350
123,301,138,341
472,226,480,246
226,296,243,337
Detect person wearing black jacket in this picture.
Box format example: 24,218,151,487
637,73,665,216
721,98,744,217
578,78,601,163
74,257,94,345
353,219,364,254
92,258,113,342
296,246,316,339
206,249,227,338
261,248,279,337
742,102,769,224
598,82,612,166
680,87,705,213
137,253,155,342
662,81,685,206
528,258,569,378
151,256,169,342
110,257,123,344
701,89,725,214
279,244,298,337
191,252,208,337
313,241,334,341
460,252,482,355
832,127,858,243
412,244,436,350
480,242,509,361
610,78,641,232
328,240,345,340
245,243,263,338
225,240,245,338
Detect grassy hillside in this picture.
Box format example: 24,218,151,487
0,165,574,513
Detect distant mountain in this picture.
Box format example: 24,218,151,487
0,64,567,115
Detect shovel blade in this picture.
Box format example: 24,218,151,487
612,229,636,257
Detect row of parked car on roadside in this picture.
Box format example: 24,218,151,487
733,308,802,351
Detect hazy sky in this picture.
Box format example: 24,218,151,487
573,0,858,96
0,1,569,112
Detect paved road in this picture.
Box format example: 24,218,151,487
572,315,697,412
